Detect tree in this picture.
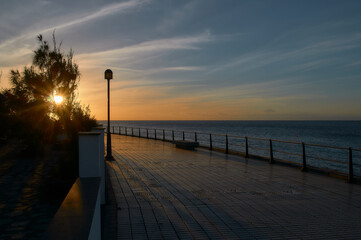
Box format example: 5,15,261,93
2,33,96,151
0,89,12,136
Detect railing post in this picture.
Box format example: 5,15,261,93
195,132,197,142
210,134,213,150
269,139,274,164
172,130,174,142
119,126,121,135
183,131,185,141
245,137,249,158
226,135,229,154
131,127,134,136
302,142,307,171
139,128,140,137
112,126,114,134
163,129,165,141
147,128,149,139
348,147,353,183
155,129,157,140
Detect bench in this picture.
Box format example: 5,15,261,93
174,140,199,150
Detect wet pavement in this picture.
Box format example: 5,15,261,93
108,134,361,239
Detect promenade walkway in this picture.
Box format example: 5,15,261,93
107,134,361,239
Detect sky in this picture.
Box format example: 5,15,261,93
1,0,361,120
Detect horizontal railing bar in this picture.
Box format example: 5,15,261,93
273,150,302,157
227,134,246,138
305,143,349,150
306,155,347,164
228,143,242,147
247,136,270,141
196,132,213,135
248,146,269,151
210,133,227,136
272,139,302,144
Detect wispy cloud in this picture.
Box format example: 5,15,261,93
281,58,337,73
43,0,149,32
76,32,212,68
345,60,361,68
187,77,312,101
105,66,204,76
0,0,148,50
81,32,211,56
154,66,203,71
210,33,361,74
156,1,198,32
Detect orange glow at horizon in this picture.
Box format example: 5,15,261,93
75,64,361,121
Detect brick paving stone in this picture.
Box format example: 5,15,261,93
107,134,361,239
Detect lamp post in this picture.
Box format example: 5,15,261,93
105,69,114,161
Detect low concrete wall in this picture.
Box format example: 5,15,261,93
91,127,106,204
43,177,101,240
43,131,105,239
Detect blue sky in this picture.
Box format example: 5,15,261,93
1,0,361,120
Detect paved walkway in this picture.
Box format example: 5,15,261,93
0,143,67,240
107,134,361,239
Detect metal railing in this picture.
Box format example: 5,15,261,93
108,126,361,183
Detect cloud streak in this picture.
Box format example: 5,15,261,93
156,1,198,33
76,32,212,69
80,32,211,56
0,0,148,50
44,0,149,31
210,33,361,74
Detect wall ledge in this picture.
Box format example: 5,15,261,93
43,177,101,240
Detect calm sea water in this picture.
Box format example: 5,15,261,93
99,120,361,176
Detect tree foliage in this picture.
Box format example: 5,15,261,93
0,33,97,152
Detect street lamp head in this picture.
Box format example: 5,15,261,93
104,69,113,80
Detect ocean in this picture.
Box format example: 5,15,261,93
98,120,361,176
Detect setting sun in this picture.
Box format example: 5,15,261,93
54,95,63,104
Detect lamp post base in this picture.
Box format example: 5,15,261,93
106,129,113,161
105,155,114,161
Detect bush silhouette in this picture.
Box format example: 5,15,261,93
1,33,97,153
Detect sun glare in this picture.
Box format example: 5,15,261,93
54,95,63,104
